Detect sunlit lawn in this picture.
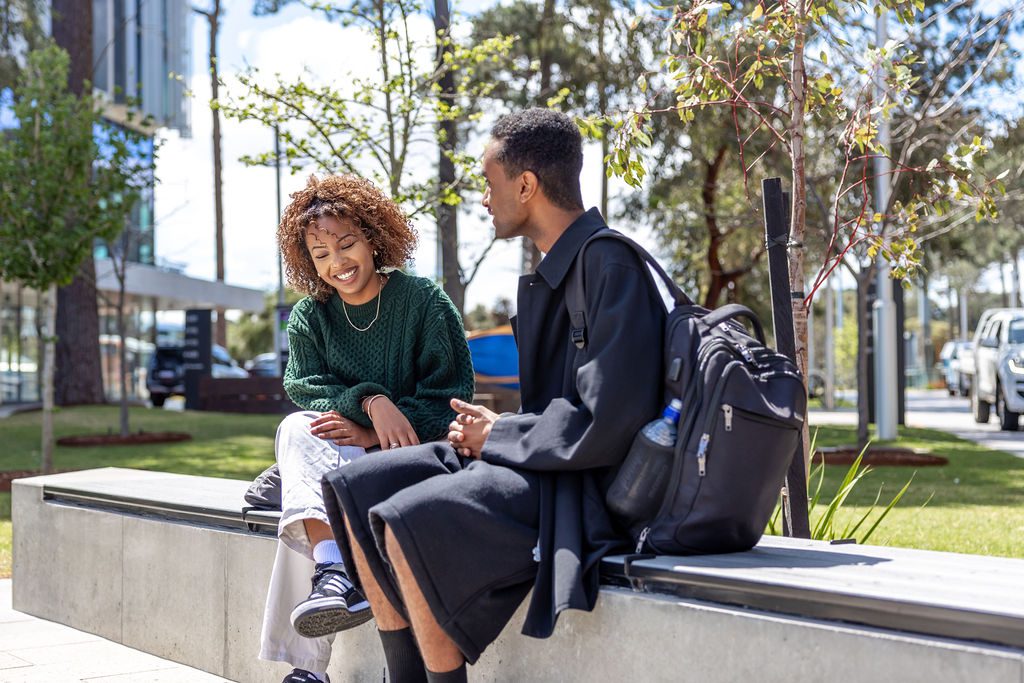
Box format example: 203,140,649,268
803,424,1024,558
0,405,281,578
0,407,1021,580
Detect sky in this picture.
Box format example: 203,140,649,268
153,0,649,315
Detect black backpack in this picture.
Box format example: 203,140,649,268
566,230,807,555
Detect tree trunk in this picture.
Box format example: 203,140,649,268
118,279,129,437
537,0,555,101
201,1,227,347
41,283,57,474
51,0,90,97
1000,256,1009,308
950,286,958,339
15,285,23,403
433,0,464,314
55,260,107,405
1013,247,1022,307
856,269,871,451
702,145,728,308
521,0,556,274
920,268,933,383
824,276,835,410
790,0,810,472
53,0,105,406
851,268,876,454
959,287,969,342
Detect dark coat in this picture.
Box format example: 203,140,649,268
481,208,666,638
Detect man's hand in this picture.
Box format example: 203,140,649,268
366,397,420,450
447,399,499,458
310,411,378,449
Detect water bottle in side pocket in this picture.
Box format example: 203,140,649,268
606,398,683,524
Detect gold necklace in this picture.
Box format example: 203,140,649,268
342,274,384,332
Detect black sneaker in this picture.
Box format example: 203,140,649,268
281,669,331,683
290,562,373,638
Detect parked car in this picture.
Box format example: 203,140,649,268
211,345,249,380
970,308,1024,430
146,345,249,407
245,352,281,377
939,340,974,397
147,347,184,407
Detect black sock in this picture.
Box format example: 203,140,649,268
425,663,467,683
378,627,426,683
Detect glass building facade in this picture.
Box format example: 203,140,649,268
0,0,192,404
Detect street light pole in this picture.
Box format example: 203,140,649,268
873,7,898,440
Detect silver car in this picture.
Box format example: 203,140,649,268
940,340,974,397
971,308,1024,430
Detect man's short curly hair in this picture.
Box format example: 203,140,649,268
278,174,418,301
490,108,584,211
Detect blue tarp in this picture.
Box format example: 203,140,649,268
467,326,519,390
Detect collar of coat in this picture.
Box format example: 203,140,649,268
535,207,607,289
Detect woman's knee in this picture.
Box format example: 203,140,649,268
276,411,319,440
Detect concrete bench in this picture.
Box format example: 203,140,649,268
12,468,1024,682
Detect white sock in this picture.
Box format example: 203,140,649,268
312,539,343,566
311,672,329,682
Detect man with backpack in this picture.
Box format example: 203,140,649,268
321,108,667,682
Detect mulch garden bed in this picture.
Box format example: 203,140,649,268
813,446,948,467
56,432,192,447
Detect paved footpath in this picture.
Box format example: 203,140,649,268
0,580,230,682
810,388,1024,459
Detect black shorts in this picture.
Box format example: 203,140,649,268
322,442,540,663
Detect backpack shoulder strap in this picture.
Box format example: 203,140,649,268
565,229,694,350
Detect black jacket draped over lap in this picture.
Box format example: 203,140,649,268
481,208,667,638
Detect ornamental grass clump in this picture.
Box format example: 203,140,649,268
767,431,918,544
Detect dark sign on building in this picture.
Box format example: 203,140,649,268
183,309,212,410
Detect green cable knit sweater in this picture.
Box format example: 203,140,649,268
284,270,475,442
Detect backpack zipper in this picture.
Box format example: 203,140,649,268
691,361,740,479
731,404,802,429
696,434,709,476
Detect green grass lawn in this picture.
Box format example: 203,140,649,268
802,424,1024,558
0,405,281,579
0,407,1021,580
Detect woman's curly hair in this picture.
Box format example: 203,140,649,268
278,174,418,301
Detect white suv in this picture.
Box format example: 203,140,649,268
971,308,1024,430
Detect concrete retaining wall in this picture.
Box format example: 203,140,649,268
13,470,1024,682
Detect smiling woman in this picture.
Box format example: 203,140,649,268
264,174,475,682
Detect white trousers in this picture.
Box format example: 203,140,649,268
258,411,368,672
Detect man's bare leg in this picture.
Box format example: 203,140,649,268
343,516,408,630
385,525,464,673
